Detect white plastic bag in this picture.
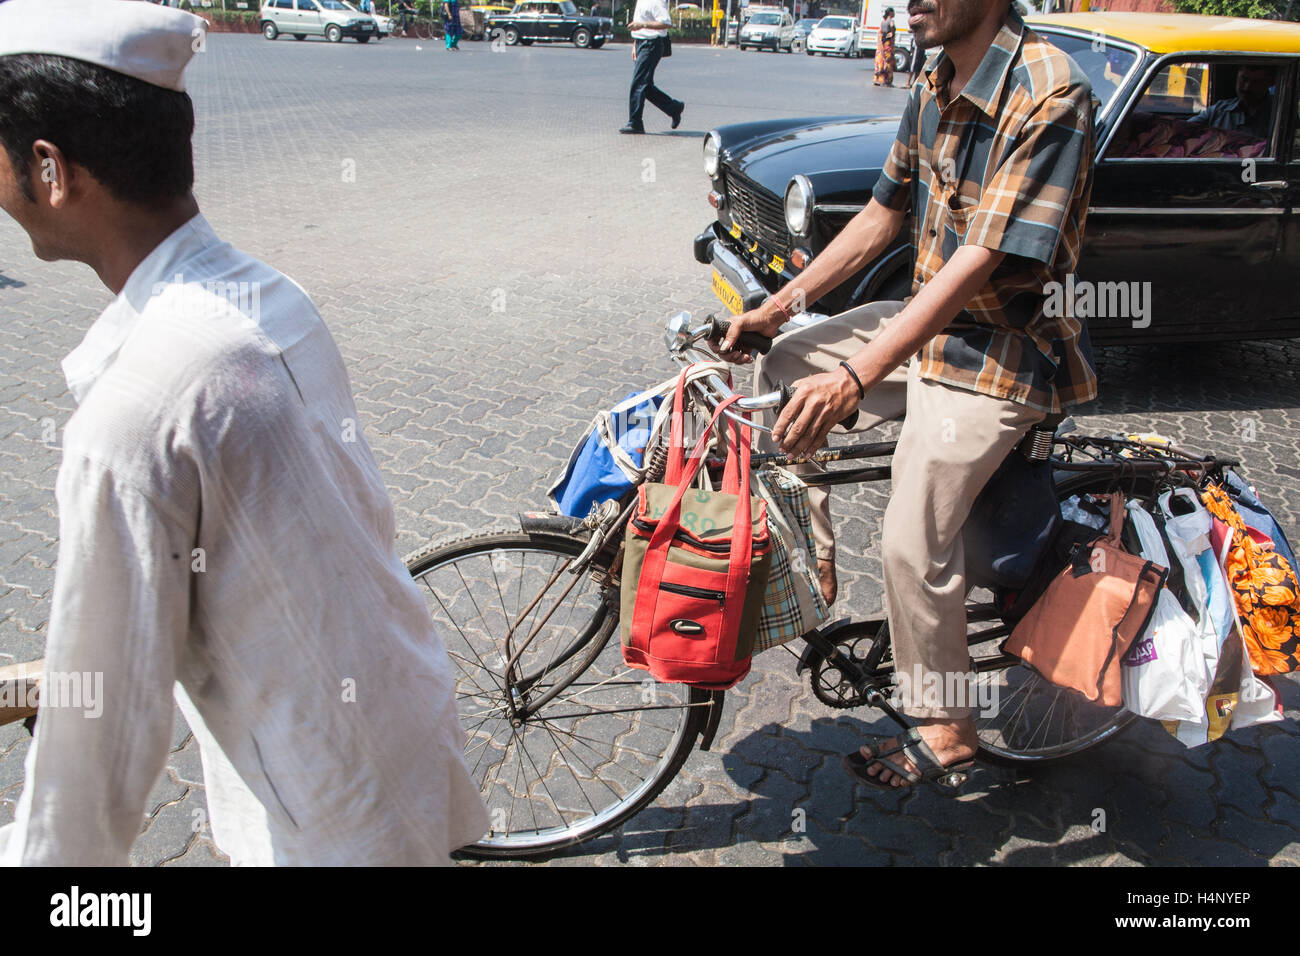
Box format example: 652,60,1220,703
1120,502,1210,721
1155,489,1281,745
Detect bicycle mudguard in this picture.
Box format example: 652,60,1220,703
517,512,590,536
695,687,727,752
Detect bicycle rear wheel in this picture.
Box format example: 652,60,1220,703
967,471,1165,766
406,529,714,857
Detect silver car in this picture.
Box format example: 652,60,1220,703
260,0,378,42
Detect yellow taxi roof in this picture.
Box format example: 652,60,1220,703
1027,12,1300,55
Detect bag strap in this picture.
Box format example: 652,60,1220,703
1106,493,1127,548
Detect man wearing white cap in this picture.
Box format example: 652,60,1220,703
0,0,489,865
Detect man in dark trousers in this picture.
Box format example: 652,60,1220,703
620,0,683,134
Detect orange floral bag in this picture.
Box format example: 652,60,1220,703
1202,483,1300,675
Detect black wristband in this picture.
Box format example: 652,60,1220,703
839,361,865,400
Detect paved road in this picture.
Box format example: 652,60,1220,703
1,34,1297,866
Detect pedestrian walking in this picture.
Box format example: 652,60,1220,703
620,0,683,134
0,0,489,866
444,0,462,49
909,35,928,85
874,6,896,86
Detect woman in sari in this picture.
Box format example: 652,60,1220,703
874,7,895,87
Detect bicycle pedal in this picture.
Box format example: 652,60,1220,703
939,769,969,791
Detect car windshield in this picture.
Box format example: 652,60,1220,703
749,13,780,24
320,0,347,8
796,18,818,27
818,17,851,29
559,0,577,13
1036,29,1140,113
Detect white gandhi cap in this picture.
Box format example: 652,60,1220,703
0,0,207,91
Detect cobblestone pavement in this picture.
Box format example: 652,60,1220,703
0,35,1297,867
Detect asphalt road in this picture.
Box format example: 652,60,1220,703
1,34,1297,867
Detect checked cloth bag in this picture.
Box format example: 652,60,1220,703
753,467,828,652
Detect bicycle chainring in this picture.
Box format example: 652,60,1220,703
808,622,893,710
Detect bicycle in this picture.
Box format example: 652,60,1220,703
388,7,432,38
406,311,1237,858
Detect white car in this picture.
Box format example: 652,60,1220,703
738,9,794,52
341,1,391,35
805,15,861,57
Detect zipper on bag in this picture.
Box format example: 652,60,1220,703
659,580,726,606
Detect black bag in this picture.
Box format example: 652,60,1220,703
963,449,1060,591
661,33,672,56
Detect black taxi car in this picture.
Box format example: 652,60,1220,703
488,0,614,47
696,13,1300,343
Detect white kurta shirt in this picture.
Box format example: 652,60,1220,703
0,214,488,866
630,0,669,38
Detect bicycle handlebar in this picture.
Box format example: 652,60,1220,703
707,316,773,355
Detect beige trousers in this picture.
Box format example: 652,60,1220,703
753,301,1045,719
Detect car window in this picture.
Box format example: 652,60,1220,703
274,0,292,8
1294,83,1300,162
297,0,318,10
559,0,577,13
1112,59,1278,160
1036,30,1137,114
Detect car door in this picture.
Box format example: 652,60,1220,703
536,1,562,38
1081,55,1288,342
295,0,323,34
1278,59,1300,337
270,0,294,28
516,2,540,38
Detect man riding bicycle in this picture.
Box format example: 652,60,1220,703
719,0,1097,792
392,0,416,32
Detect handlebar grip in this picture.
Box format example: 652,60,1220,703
710,316,773,355
777,382,860,433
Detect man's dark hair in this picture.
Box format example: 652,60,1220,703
0,54,194,205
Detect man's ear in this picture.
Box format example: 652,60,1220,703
29,140,74,209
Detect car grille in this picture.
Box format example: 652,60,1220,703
724,170,789,257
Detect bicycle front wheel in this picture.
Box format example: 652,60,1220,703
406,529,713,858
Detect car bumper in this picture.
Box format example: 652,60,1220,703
341,23,375,35
806,38,852,52
694,223,781,314
741,36,780,47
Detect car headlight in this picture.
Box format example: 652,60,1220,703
785,175,813,236
704,132,720,179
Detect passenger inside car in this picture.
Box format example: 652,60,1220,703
1112,62,1273,159
1190,64,1275,139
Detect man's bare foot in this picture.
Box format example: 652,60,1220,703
859,717,978,788
817,558,837,606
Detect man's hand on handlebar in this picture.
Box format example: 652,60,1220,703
773,368,860,459
716,306,784,365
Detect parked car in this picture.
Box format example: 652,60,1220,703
805,15,862,58
260,0,378,41
341,0,390,35
790,16,819,52
738,9,795,52
695,12,1300,343
486,0,614,47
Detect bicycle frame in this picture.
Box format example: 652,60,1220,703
511,312,1239,744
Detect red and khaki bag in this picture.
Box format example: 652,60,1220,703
1202,482,1300,676
1003,494,1167,707
620,372,772,690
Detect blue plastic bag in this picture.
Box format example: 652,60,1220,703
550,392,664,519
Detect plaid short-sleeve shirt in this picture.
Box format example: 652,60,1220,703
872,11,1098,413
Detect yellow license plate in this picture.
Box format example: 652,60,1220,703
711,269,743,315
